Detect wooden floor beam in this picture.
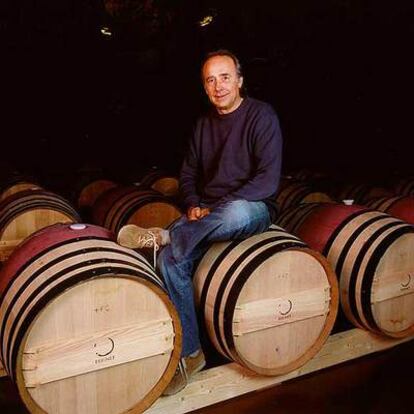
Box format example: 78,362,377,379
146,329,414,413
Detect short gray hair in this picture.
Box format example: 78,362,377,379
201,49,243,78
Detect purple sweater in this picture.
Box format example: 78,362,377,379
180,97,282,220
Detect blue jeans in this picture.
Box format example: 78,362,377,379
157,200,271,357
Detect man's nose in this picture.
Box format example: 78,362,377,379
214,80,223,90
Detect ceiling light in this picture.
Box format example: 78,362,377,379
199,15,214,27
100,27,112,36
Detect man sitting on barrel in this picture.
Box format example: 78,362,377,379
118,49,283,395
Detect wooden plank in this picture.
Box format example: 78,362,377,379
233,286,330,335
372,270,414,303
0,360,5,377
146,328,414,414
22,318,174,387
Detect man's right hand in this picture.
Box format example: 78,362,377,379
187,206,210,221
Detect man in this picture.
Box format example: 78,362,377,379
118,49,282,395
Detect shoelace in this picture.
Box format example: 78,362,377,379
136,231,159,268
178,359,188,381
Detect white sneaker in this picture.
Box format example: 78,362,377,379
117,224,169,249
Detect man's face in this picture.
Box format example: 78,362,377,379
202,55,243,115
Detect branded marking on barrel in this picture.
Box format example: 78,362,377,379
94,337,115,363
401,273,412,290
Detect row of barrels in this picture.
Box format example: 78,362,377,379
286,168,414,197
0,212,413,412
2,170,412,229
75,169,180,219
0,168,180,216
0,189,178,260
275,177,414,220
0,172,413,413
0,222,339,413
0,172,182,262
277,202,414,337
2,212,413,413
78,177,414,237
3,169,414,212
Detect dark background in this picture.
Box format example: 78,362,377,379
2,0,413,184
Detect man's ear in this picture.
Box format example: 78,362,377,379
238,76,244,88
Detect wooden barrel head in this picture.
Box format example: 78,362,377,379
302,192,333,204
231,248,337,375
368,232,414,337
78,179,117,210
150,178,179,197
139,171,179,197
17,275,178,414
126,201,182,229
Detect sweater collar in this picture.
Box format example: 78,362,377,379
212,97,249,120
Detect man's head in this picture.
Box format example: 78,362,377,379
201,50,244,115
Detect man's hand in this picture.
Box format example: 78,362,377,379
187,206,210,221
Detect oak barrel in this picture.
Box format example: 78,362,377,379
92,185,181,233
276,180,332,212
394,177,414,196
277,202,320,234
77,179,117,212
193,225,338,376
279,203,414,338
336,183,393,204
0,190,80,260
0,223,181,414
365,196,414,225
0,179,42,202
139,170,179,197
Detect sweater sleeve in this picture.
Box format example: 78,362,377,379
213,109,282,207
179,128,201,208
